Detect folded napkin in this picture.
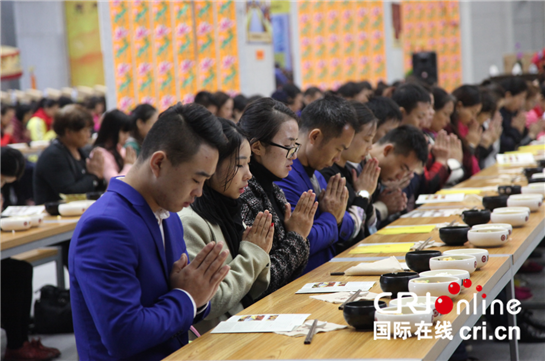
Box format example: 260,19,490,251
344,256,402,276
409,240,446,251
310,291,380,304
275,320,346,337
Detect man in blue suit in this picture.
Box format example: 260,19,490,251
276,95,358,273
69,104,230,361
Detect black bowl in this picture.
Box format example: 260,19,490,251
44,201,66,216
461,209,491,227
523,167,544,180
439,226,470,246
497,185,521,196
537,160,545,168
528,179,545,184
343,300,387,330
379,272,419,298
405,250,442,272
482,195,509,210
86,191,103,200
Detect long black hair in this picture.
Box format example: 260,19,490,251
93,109,133,170
1,147,26,180
449,85,481,149
130,103,157,144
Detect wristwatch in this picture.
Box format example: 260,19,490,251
357,190,370,199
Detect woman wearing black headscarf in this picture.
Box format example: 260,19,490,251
179,117,274,334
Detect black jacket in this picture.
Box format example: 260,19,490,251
33,139,106,205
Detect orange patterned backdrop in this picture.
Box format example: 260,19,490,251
401,0,462,91
109,0,240,111
298,0,387,90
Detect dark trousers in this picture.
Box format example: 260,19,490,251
1,258,33,349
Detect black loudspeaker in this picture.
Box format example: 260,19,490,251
412,51,438,85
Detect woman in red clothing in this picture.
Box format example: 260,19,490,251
1,105,15,146
445,85,482,182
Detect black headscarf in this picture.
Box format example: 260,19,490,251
191,183,254,308
191,183,245,256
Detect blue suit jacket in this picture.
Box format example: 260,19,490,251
69,178,209,361
276,159,354,273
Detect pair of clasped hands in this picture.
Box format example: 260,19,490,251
168,190,320,308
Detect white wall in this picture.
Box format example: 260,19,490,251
462,1,545,84
383,0,405,84
13,1,70,90
235,2,275,97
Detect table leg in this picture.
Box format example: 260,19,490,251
505,276,519,361
55,246,66,289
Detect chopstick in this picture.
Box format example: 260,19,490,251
330,272,345,276
304,319,319,344
447,219,456,227
338,289,362,310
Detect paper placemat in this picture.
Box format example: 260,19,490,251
296,282,375,294
349,243,415,254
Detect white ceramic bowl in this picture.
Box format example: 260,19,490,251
390,296,440,323
443,249,489,268
1,216,32,231
490,210,529,227
409,276,462,298
468,227,510,247
507,195,543,212
29,213,44,228
58,200,95,217
419,269,470,285
429,255,477,274
522,183,545,196
472,223,512,236
493,207,530,215
375,306,434,335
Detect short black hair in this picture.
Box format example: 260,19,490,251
376,125,428,165
233,94,249,112
432,87,455,111
479,89,500,115
140,103,226,166
500,77,528,96
392,83,431,114
452,85,481,107
15,103,33,123
1,147,26,180
213,91,231,109
300,95,358,141
238,97,298,145
358,81,373,91
53,104,93,137
349,101,377,134
282,83,302,104
366,96,402,127
1,104,14,116
304,86,323,98
58,96,74,108
337,82,359,98
194,91,218,108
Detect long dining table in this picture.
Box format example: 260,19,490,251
164,163,544,361
0,215,79,260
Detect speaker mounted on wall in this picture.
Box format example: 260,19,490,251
412,51,438,85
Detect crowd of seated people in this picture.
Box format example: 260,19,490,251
2,74,545,361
